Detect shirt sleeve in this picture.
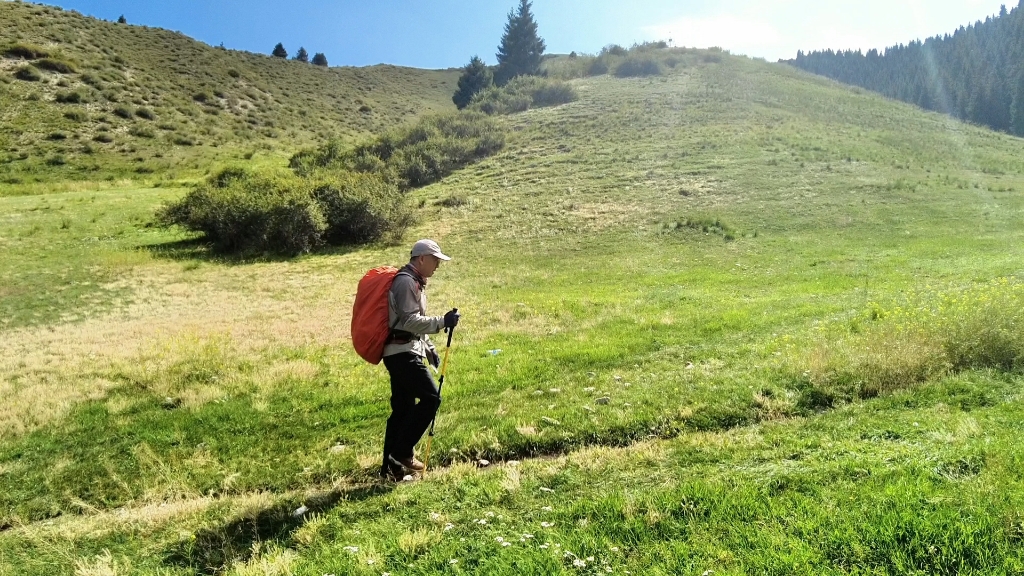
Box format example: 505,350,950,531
390,274,443,335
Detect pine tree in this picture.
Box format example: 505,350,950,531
453,56,493,109
117,15,126,24
272,43,288,58
312,53,328,67
295,47,309,62
494,0,546,86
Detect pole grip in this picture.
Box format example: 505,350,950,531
445,308,458,348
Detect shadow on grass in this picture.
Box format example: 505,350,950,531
141,237,362,266
163,483,394,574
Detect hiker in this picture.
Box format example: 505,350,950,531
380,239,460,480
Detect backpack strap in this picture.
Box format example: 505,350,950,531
388,270,422,344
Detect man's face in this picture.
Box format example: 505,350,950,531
418,255,441,278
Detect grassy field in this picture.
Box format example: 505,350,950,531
2,50,1024,574
0,1,459,191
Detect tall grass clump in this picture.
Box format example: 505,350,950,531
290,111,505,189
789,279,1024,404
157,167,412,254
615,55,663,78
469,76,577,115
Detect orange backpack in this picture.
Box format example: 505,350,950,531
351,266,400,364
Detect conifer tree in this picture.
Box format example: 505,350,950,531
453,56,493,109
494,0,546,86
117,15,126,24
312,53,328,67
272,43,288,58
295,47,309,62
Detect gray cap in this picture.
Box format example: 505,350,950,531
410,239,451,260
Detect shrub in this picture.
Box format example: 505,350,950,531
34,58,76,74
55,90,88,104
157,168,411,254
615,56,662,77
63,110,88,122
310,172,412,244
136,107,156,120
130,125,155,138
113,105,133,119
587,58,610,76
46,132,67,141
14,65,41,82
157,168,325,254
93,133,114,143
602,44,628,57
227,68,241,78
470,76,577,115
46,154,67,166
3,43,50,59
291,112,505,190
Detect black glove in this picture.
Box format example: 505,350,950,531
426,346,440,368
443,308,460,329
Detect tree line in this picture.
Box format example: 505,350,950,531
272,43,327,67
785,1,1024,136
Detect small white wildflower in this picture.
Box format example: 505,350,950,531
444,523,455,531
523,533,534,538
496,536,505,543
610,546,620,552
573,558,587,567
430,512,441,521
485,511,496,517
498,515,504,520
502,541,511,547
449,559,458,564
540,487,555,493
542,506,553,511
343,546,359,553
587,556,595,561
606,567,613,573
540,543,550,549
540,521,554,528
367,558,375,565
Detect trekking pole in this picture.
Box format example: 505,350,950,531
423,313,456,475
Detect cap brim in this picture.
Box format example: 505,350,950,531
435,252,451,261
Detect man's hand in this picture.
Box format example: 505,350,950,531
426,346,440,368
443,308,460,329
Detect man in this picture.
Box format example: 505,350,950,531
381,239,460,480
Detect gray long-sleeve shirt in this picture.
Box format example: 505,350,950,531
382,265,443,358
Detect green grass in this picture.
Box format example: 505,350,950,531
2,51,1024,574
0,2,459,192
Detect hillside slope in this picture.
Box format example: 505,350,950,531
2,51,1024,573
0,1,459,190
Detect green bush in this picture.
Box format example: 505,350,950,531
14,65,41,82
55,90,89,104
63,110,88,122
34,57,76,74
310,172,412,244
3,43,50,59
135,107,156,120
615,56,662,77
157,168,412,254
113,105,133,119
290,111,505,190
469,76,577,116
157,169,325,254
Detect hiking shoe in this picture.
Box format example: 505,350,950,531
396,455,425,471
380,465,404,482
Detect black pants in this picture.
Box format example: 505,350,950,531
381,352,441,475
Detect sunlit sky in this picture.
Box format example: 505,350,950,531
38,0,1011,68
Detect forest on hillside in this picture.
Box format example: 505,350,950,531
786,1,1024,136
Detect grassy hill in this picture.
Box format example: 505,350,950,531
2,45,1024,574
0,1,459,192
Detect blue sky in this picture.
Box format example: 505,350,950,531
40,0,1010,68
